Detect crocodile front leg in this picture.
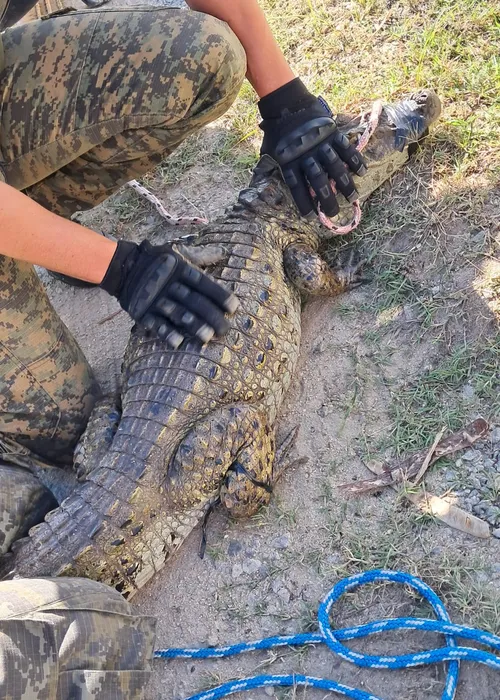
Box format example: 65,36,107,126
284,244,365,296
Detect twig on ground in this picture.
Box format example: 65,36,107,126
338,418,489,496
363,457,490,539
98,309,123,325
413,426,446,485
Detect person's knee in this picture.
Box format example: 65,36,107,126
159,9,246,120
193,12,247,105
0,577,131,618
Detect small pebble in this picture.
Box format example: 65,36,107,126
231,563,243,579
272,535,290,550
207,633,219,647
470,476,482,490
227,540,242,557
461,385,475,399
259,563,270,578
272,578,283,594
485,509,498,525
492,529,500,539
463,449,480,461
264,686,275,697
242,558,262,576
277,587,291,604
491,428,500,444
402,304,419,322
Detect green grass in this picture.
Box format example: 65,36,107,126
388,335,500,454
320,507,500,634
259,0,499,168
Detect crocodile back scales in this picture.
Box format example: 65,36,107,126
10,191,317,596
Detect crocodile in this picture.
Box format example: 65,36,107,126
1,90,441,598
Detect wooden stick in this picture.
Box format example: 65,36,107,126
98,309,123,325
413,426,446,485
364,460,490,539
338,418,489,496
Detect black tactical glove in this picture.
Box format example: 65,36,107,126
100,240,238,348
259,78,367,218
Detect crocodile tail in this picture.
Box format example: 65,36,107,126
4,449,152,589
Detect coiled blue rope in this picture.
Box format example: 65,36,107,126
154,569,500,700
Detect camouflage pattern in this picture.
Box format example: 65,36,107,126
0,7,246,560
0,7,247,214
0,576,156,699
4,91,442,598
0,255,97,463
0,464,56,555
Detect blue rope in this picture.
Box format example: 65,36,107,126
154,569,500,700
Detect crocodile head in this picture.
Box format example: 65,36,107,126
237,89,442,239
332,88,442,230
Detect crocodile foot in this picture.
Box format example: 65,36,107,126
273,426,308,483
74,396,121,481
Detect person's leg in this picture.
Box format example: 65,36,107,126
0,6,246,216
0,577,156,699
0,254,97,464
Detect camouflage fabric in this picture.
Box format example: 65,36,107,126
0,7,246,214
0,254,98,464
0,463,56,556
0,7,246,552
0,4,246,452
0,576,156,699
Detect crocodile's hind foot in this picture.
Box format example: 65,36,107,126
74,397,121,480
165,405,275,522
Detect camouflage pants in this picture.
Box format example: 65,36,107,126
0,8,246,547
0,576,156,699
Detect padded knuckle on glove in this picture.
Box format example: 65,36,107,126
259,85,369,217
100,240,236,342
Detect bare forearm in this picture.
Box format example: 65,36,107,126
186,0,294,97
0,183,116,283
